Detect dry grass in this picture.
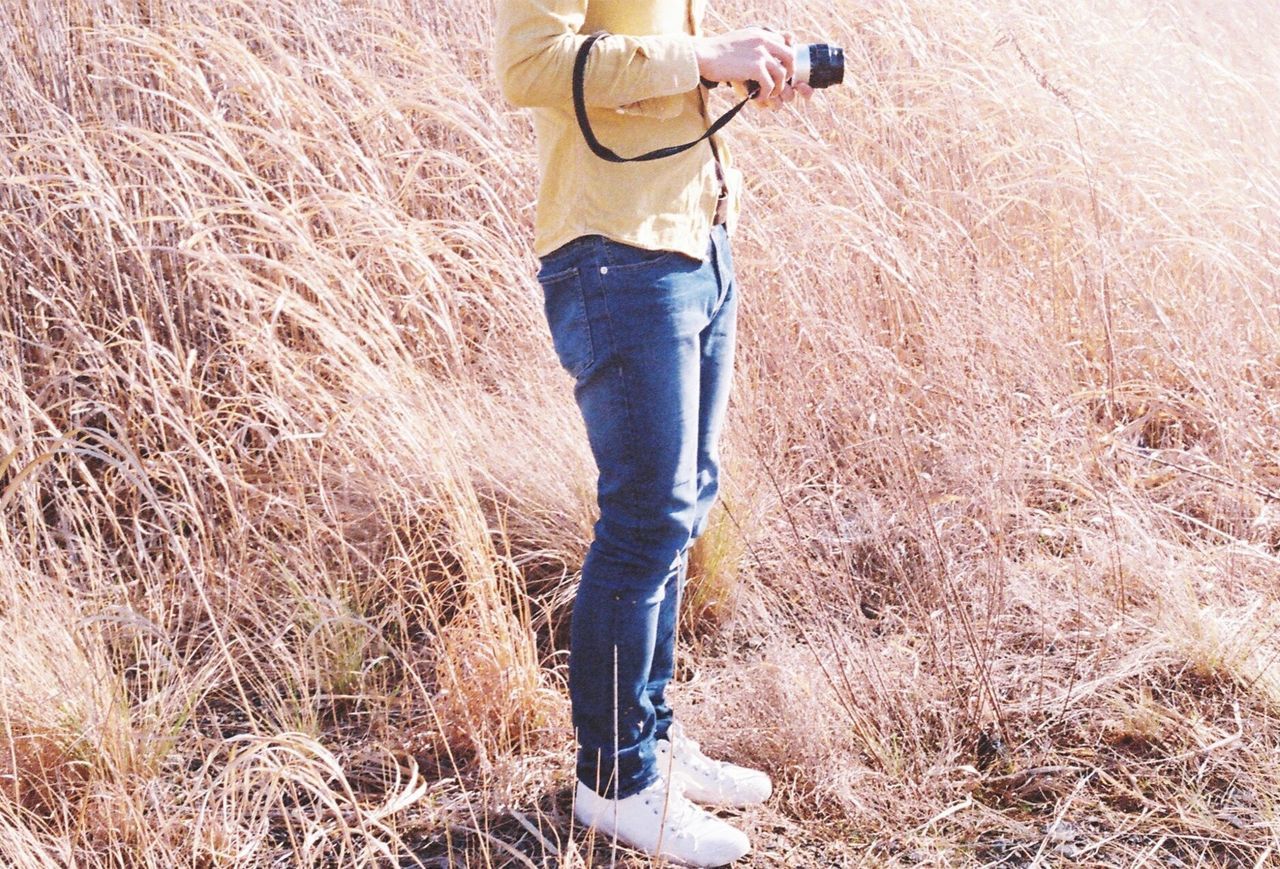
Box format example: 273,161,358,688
2,0,1279,865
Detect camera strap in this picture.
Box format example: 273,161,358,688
572,31,756,163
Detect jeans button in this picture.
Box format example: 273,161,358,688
599,266,609,275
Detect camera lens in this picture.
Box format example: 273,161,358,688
803,43,844,89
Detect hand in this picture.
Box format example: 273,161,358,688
694,27,793,102
754,31,815,111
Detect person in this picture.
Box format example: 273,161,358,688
495,3,813,865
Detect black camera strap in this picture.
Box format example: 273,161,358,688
572,31,756,163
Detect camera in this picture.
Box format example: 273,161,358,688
742,43,844,96
791,43,844,89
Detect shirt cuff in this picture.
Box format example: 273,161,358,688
636,32,701,99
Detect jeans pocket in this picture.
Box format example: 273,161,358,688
601,239,682,273
538,266,595,378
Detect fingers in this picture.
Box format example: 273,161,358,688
783,82,814,103
759,31,795,86
751,55,788,101
755,82,815,112
698,26,811,100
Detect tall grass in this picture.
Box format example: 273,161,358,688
2,0,1279,864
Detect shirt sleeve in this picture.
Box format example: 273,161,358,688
494,0,701,109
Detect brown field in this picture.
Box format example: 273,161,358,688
3,0,1280,865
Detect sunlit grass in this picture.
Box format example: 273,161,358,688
2,0,1279,864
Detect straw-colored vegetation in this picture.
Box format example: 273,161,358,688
2,0,1279,865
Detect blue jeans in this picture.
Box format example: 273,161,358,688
535,224,738,799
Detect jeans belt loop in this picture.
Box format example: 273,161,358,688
713,192,729,227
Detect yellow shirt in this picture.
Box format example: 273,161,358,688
494,0,740,261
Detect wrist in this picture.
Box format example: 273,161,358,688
694,38,722,83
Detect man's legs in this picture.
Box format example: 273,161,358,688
537,230,728,798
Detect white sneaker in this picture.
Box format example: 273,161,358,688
573,776,750,867
655,723,773,808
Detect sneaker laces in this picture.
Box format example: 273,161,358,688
665,723,729,782
639,777,703,844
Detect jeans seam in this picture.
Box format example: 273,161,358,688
571,272,596,376
593,266,637,475
596,267,645,798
